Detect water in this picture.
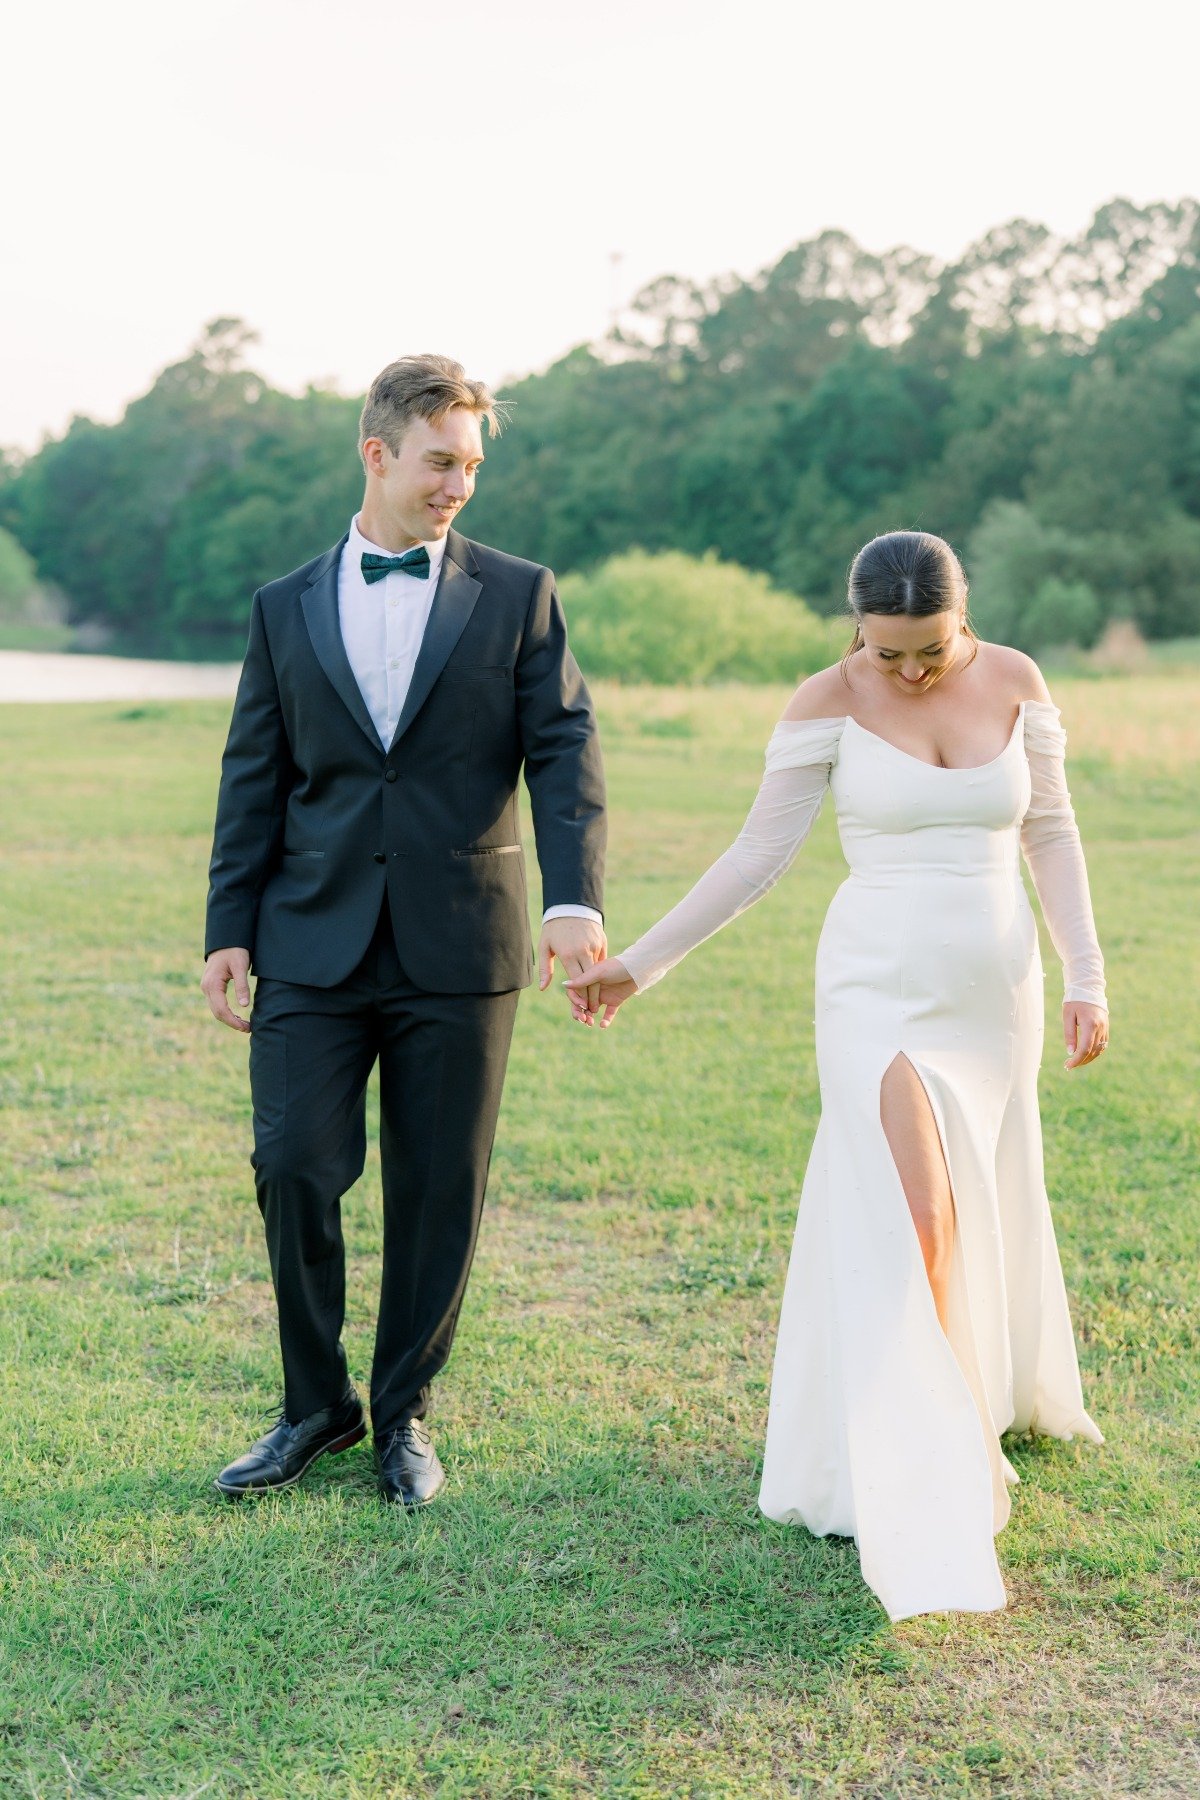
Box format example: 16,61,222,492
0,650,241,703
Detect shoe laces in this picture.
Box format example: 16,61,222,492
260,1393,356,1435
259,1400,298,1436
382,1419,430,1453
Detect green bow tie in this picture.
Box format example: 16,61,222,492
360,547,431,584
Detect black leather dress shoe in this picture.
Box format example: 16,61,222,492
376,1419,446,1507
214,1389,366,1499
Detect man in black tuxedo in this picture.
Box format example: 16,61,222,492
202,356,606,1504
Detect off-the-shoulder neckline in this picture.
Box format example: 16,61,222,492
773,699,1058,772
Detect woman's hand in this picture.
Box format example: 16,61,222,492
563,957,638,1028
1064,1000,1109,1069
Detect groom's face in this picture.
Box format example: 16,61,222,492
367,407,485,546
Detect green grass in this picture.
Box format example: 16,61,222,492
0,678,1197,1798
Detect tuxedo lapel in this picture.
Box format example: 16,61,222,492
300,536,383,753
390,530,482,748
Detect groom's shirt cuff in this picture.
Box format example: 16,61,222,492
542,905,603,925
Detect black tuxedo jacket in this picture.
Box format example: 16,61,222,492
204,529,606,992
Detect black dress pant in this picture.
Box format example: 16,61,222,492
247,900,520,1435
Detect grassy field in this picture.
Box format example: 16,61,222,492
0,677,1197,1799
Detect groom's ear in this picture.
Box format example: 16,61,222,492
362,436,390,477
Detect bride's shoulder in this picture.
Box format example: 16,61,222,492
781,664,851,722
971,640,1053,704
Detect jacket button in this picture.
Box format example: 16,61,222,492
384,767,398,783
373,852,386,864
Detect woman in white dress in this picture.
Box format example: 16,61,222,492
566,531,1109,1621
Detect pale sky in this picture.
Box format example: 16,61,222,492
4,0,1198,454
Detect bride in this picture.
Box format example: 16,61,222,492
566,530,1109,1621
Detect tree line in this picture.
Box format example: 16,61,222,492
2,199,1199,662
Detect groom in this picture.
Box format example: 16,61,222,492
202,356,606,1504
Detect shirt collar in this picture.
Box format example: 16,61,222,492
348,513,449,579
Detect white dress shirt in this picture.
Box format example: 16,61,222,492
339,514,446,750
338,515,600,929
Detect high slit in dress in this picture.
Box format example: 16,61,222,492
618,700,1106,1620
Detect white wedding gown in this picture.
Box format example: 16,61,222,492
619,701,1106,1621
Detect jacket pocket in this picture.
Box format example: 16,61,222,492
283,849,326,858
440,664,513,682
451,844,522,857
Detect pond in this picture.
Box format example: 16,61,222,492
0,650,241,703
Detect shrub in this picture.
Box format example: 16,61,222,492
559,550,845,684
0,527,39,619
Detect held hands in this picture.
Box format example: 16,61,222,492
538,917,608,1016
202,948,252,1033
563,956,638,1028
1064,1000,1109,1069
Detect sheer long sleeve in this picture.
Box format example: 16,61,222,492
1020,701,1107,1009
619,717,844,992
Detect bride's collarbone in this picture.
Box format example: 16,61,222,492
847,689,1022,771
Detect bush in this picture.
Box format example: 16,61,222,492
0,526,38,619
559,550,845,684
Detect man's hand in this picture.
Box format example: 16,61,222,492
538,917,606,1019
202,948,253,1033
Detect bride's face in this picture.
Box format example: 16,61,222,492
860,609,964,694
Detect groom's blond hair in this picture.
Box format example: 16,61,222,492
358,356,505,467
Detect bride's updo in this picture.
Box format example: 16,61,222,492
843,530,977,672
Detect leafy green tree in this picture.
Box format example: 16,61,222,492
771,467,863,607
967,501,1091,647
5,202,1200,655
7,322,360,650
1021,578,1102,651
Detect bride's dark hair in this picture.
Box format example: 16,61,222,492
841,530,977,681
